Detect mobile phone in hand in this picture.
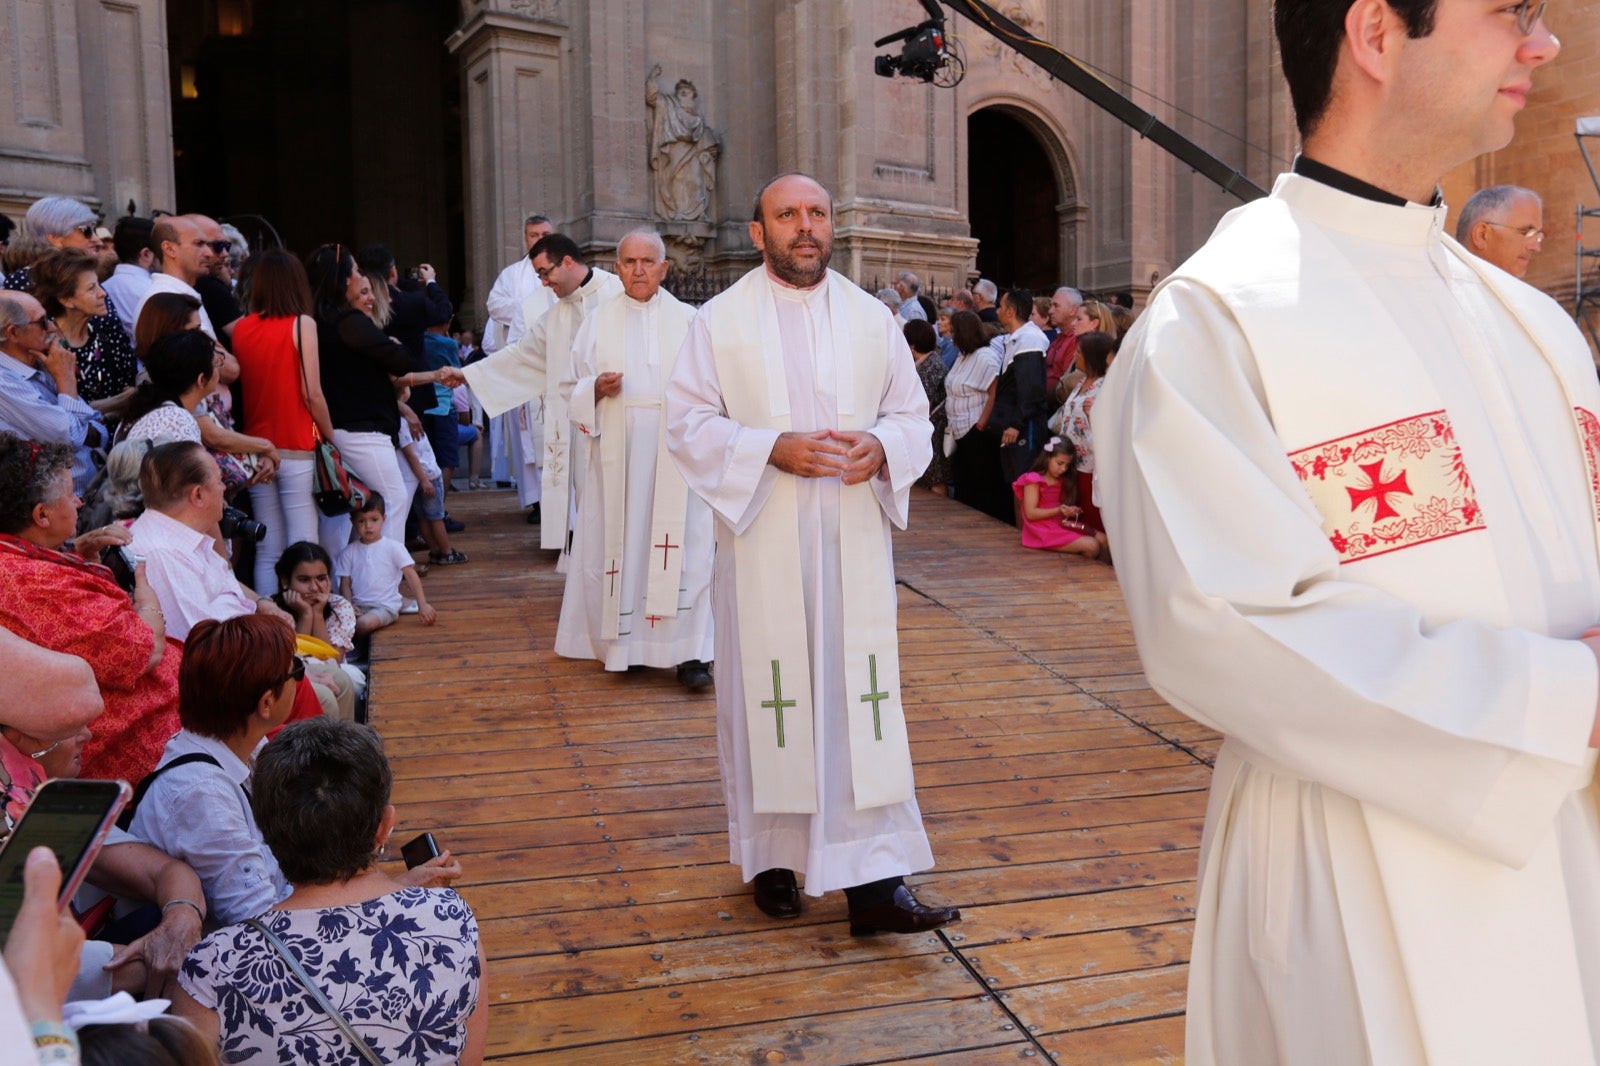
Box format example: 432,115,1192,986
401,832,441,870
99,546,140,596
0,778,130,940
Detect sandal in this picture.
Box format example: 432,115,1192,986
429,550,469,565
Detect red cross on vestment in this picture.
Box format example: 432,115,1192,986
1346,461,1412,521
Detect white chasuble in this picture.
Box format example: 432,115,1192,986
554,288,713,670
1098,171,1600,1066
666,267,935,894
486,271,554,502
465,268,622,549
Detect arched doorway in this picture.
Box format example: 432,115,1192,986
967,107,1067,293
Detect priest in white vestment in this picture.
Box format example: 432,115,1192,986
665,173,958,935
1097,7,1600,1064
481,215,554,512
557,229,714,687
447,233,623,558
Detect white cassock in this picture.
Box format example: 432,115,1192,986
482,256,555,503
1098,171,1600,1066
466,267,623,552
665,266,935,895
556,287,714,669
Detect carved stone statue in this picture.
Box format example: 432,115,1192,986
645,65,720,223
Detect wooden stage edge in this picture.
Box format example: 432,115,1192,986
368,487,1218,1065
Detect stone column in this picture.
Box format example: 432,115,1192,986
0,0,173,221
447,0,570,329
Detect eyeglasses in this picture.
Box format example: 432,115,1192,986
1511,0,1548,34
25,315,53,331
1484,220,1545,245
73,222,98,240
206,240,232,255
272,656,307,689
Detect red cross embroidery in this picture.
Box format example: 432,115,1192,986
605,560,620,596
645,614,664,628
1346,461,1412,521
654,534,679,571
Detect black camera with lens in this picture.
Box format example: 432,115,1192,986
219,506,267,543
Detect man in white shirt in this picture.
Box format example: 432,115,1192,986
128,441,354,718
1097,3,1590,1063
101,216,156,345
482,214,557,516
1456,183,1545,278
135,216,216,340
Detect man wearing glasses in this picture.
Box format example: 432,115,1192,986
0,291,107,495
1096,2,1600,1063
1457,183,1546,277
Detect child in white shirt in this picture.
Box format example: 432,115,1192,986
337,493,435,631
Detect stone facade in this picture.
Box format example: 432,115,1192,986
3,0,1592,338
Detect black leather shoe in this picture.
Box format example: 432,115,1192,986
676,660,713,690
752,868,801,919
848,885,960,936
525,502,541,525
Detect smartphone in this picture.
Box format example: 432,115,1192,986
0,778,130,939
401,832,441,870
99,545,139,596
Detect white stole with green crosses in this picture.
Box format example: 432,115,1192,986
707,268,915,814
590,290,696,639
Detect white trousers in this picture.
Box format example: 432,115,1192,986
321,430,408,554
247,457,318,592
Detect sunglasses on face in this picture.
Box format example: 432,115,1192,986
207,240,232,255
272,656,307,689
73,222,98,239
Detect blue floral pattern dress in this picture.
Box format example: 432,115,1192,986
179,887,481,1064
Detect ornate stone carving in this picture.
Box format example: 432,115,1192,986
458,0,565,25
980,1,1050,85
645,64,720,228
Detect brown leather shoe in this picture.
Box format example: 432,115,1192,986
752,868,801,919
848,885,960,936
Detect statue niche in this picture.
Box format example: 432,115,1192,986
645,65,720,225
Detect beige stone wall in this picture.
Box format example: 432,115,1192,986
1441,0,1600,345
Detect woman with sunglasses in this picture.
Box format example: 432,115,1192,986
0,196,104,294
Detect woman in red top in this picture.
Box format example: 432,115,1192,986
0,434,181,785
232,250,338,592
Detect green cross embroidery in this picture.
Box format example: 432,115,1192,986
760,659,796,748
859,653,890,741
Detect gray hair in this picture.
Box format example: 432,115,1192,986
22,196,96,241
219,223,248,271
875,287,901,310
1054,286,1083,307
523,213,551,228
896,271,921,293
616,227,668,260
0,291,32,333
1456,185,1541,243
974,278,998,303
101,436,179,520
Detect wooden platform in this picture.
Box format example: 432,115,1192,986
367,488,1220,1064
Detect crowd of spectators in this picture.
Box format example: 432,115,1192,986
0,196,481,1065
902,273,1137,556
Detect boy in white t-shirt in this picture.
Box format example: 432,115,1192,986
337,492,436,631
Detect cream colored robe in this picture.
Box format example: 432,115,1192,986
483,257,554,502
465,267,623,549
1098,172,1600,1065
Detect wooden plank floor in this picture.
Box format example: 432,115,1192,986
367,487,1219,1064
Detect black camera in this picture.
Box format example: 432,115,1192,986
874,25,948,82
219,506,267,543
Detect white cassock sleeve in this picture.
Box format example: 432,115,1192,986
464,303,550,420
564,313,601,438
484,263,522,332
862,310,933,529
664,311,782,534
1097,278,1599,868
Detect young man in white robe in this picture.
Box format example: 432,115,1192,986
445,234,622,562
664,173,958,935
557,229,714,688
481,214,555,517
1096,3,1600,1064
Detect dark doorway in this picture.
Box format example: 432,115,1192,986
968,108,1062,293
165,0,466,307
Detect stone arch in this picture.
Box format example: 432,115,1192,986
965,97,1083,293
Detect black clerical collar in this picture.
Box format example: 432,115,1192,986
579,267,594,290
1292,155,1439,208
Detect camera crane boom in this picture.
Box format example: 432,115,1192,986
878,0,1268,204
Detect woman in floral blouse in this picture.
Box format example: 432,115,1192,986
1051,330,1115,535
174,718,483,1065
32,247,139,415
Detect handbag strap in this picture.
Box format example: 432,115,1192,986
293,315,325,446
246,916,384,1066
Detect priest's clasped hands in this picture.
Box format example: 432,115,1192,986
769,429,885,484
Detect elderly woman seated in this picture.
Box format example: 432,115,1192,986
173,717,484,1064
0,432,180,784
126,616,457,930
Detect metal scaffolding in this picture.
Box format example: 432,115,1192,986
1577,117,1600,350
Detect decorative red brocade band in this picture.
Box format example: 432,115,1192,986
1287,410,1485,564
1576,407,1600,521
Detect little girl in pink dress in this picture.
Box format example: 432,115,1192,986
1012,438,1106,559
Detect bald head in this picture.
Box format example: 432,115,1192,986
749,173,834,288
153,216,213,284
